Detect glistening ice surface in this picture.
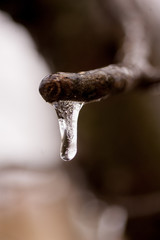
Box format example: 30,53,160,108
54,101,84,161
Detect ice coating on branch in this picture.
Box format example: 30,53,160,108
53,101,84,161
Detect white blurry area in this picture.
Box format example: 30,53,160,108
135,0,160,22
0,11,60,166
135,0,160,66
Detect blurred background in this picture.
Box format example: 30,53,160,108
0,0,160,239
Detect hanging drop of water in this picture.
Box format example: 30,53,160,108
53,101,84,161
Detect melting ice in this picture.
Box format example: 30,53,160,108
53,101,84,161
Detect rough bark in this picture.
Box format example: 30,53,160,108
39,64,160,103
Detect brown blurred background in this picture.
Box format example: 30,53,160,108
0,0,160,239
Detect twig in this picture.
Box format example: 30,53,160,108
39,64,160,103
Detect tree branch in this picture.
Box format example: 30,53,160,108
39,64,160,103
39,0,160,103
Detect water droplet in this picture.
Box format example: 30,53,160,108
53,101,84,161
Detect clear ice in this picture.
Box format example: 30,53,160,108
53,101,84,161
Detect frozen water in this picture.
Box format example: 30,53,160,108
53,101,84,161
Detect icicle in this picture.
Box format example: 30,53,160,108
53,101,84,161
